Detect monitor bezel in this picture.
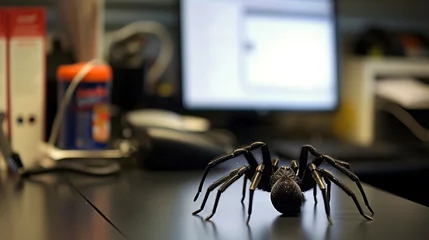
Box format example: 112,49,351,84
177,0,340,114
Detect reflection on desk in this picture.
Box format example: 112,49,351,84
67,169,429,240
0,174,125,240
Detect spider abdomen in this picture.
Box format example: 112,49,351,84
270,179,303,215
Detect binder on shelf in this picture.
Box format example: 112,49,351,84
0,9,7,170
7,8,46,166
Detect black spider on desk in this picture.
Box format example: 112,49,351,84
192,142,374,224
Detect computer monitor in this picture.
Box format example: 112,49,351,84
180,0,338,111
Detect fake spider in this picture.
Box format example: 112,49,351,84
192,142,374,224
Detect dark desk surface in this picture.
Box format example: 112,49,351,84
1,167,429,240
0,174,125,240
70,168,429,240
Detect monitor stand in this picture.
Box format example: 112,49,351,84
227,112,274,127
223,112,286,143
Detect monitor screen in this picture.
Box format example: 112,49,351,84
180,0,338,111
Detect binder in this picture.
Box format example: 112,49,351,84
0,9,6,170
7,8,46,166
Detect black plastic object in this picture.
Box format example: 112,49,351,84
353,28,404,56
20,159,122,177
111,65,147,112
129,125,229,170
272,140,401,162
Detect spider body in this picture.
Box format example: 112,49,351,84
192,142,374,224
269,166,303,215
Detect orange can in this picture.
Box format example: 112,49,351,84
57,63,112,149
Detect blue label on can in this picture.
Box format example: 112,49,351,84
58,82,110,150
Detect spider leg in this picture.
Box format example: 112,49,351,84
193,148,258,201
246,163,264,225
313,157,351,170
291,160,299,173
249,142,274,177
297,145,320,178
241,176,247,203
309,164,332,224
242,156,278,204
205,166,250,221
313,155,352,169
313,187,318,204
192,168,240,215
320,155,374,215
320,169,373,221
272,158,280,172
333,159,351,169
325,177,331,204
298,145,351,178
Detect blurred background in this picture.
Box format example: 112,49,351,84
2,0,429,211
4,0,425,135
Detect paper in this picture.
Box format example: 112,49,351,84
376,78,429,109
57,0,104,61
